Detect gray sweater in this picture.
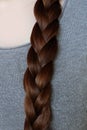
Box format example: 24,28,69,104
0,0,87,130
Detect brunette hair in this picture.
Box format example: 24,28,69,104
23,0,62,129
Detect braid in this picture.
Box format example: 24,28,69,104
23,0,62,130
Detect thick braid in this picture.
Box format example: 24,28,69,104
23,0,62,130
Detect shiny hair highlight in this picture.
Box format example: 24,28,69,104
23,0,62,129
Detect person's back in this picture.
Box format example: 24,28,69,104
0,0,87,130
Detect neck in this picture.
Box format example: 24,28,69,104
0,0,63,49
0,0,36,48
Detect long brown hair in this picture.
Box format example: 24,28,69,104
23,0,62,129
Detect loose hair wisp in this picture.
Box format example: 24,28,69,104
23,0,62,129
